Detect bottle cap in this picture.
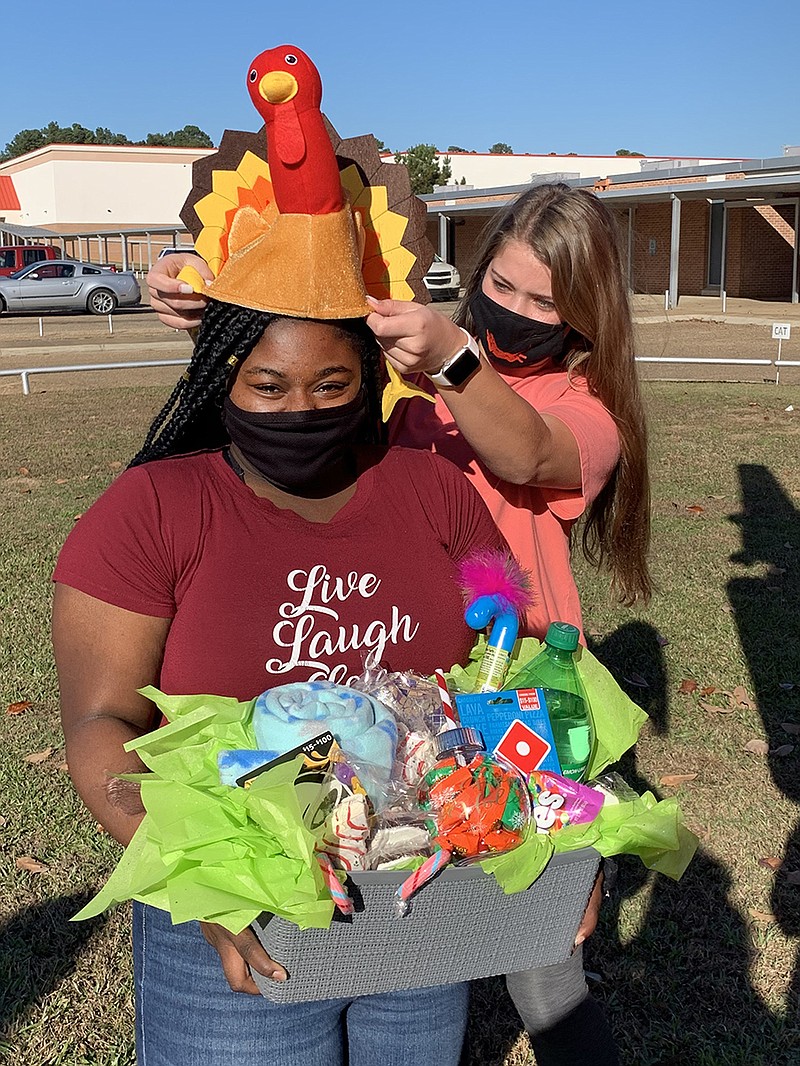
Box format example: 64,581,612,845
545,621,580,652
435,726,485,756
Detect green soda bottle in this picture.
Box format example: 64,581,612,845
506,622,594,781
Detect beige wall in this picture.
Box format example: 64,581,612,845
1,145,214,228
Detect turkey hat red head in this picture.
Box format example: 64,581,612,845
178,44,434,345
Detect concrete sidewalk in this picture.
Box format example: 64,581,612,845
631,293,800,326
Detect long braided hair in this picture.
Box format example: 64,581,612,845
130,299,385,467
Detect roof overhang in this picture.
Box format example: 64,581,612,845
424,171,800,218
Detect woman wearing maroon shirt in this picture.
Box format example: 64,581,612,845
53,303,504,1066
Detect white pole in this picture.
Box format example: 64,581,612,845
776,337,782,385
108,314,113,335
664,290,669,311
38,317,43,337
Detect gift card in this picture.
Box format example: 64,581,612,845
454,688,561,775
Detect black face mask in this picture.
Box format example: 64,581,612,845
222,391,368,499
469,288,570,369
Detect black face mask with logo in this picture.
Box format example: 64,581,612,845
469,288,571,369
222,391,368,499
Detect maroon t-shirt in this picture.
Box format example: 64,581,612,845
54,448,503,699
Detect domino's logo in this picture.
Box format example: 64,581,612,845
495,718,551,775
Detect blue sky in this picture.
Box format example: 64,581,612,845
4,0,798,161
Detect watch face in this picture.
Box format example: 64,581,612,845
444,348,481,386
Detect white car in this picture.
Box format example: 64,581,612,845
157,246,197,259
423,254,461,301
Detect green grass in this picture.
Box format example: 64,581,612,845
2,382,799,1064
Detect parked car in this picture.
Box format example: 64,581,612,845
0,244,60,277
423,254,461,301
0,260,141,315
157,246,197,259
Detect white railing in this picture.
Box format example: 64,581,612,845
0,356,798,396
0,358,190,396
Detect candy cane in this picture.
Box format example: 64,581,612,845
316,851,354,915
434,670,459,729
395,846,452,915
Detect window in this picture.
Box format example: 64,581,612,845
55,265,75,278
23,247,47,266
0,250,14,268
81,266,102,275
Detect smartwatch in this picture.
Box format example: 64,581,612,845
427,328,482,388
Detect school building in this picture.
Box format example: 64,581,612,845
424,152,800,307
1,142,799,307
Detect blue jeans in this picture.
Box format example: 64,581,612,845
133,903,469,1066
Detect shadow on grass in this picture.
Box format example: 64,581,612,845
728,464,800,1021
584,614,797,1064
0,891,106,1037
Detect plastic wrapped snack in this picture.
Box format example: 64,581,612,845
528,769,604,834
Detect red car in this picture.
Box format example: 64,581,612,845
0,244,60,277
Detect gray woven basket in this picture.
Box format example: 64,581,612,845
251,847,599,1003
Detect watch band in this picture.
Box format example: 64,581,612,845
427,328,482,388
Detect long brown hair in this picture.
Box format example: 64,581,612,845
456,183,652,604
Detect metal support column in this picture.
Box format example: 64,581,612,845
438,213,449,261
120,233,129,272
668,194,681,309
793,200,799,304
720,204,728,312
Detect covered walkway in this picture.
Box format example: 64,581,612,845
0,221,192,273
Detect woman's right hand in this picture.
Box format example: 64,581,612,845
146,253,212,330
200,921,288,994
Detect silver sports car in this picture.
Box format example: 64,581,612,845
0,260,141,315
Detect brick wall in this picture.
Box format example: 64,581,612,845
428,197,798,302
737,205,795,299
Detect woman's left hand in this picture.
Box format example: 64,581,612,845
200,922,287,994
574,871,604,948
366,296,465,375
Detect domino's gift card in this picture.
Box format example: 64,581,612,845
454,688,562,777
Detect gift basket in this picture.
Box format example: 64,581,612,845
75,552,698,1003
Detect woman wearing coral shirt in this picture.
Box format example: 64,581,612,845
148,182,651,1066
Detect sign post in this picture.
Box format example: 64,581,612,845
772,323,791,384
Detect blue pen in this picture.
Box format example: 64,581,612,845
465,593,520,693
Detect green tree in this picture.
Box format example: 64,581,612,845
489,142,513,154
64,123,96,144
374,138,387,153
94,127,131,146
394,144,452,195
1,128,45,160
448,145,468,153
615,148,644,157
1,120,133,160
143,124,213,148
